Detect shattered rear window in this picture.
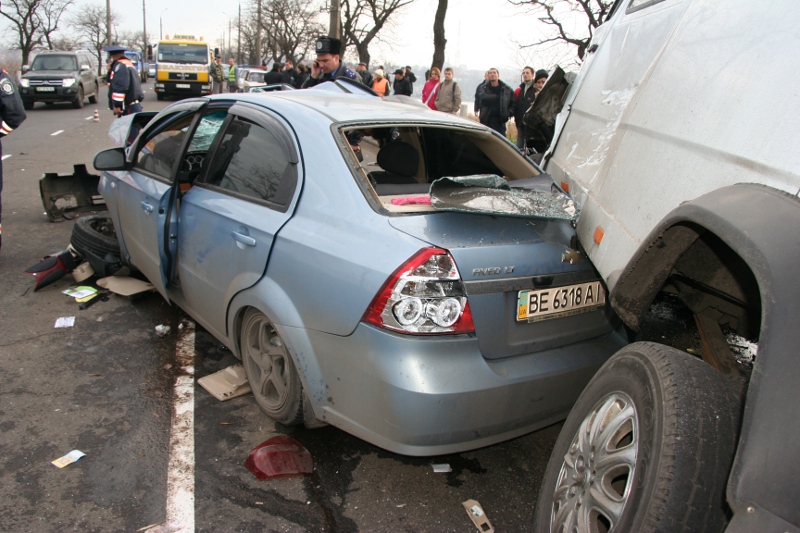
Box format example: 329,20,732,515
341,124,576,221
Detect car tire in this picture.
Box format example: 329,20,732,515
240,309,304,426
72,85,85,108
533,342,740,533
23,100,34,110
88,82,98,104
71,215,120,256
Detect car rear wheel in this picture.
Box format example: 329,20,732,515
533,342,740,533
72,86,84,108
240,309,304,426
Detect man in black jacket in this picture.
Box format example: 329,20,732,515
476,68,515,135
514,66,537,149
0,66,26,252
265,62,284,84
392,69,412,96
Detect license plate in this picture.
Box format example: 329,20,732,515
36,87,55,92
175,83,191,89
517,281,606,322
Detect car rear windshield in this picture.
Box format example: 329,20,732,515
31,54,78,71
341,124,575,220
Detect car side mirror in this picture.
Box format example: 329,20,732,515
94,148,129,171
22,65,30,73
80,65,91,72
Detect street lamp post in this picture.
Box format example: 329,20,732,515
159,8,167,39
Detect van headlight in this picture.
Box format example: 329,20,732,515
20,79,29,87
62,78,76,87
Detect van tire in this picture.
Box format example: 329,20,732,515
533,342,739,533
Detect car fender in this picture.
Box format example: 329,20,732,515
609,183,800,529
225,278,327,418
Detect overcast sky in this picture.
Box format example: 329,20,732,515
113,0,584,73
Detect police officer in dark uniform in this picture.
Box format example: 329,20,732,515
301,36,362,88
104,44,144,116
0,67,27,253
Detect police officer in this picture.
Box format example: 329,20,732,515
301,36,362,88
104,44,144,116
0,67,27,253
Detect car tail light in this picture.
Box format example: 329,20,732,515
363,247,475,335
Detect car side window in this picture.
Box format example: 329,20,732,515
134,114,196,180
204,116,296,208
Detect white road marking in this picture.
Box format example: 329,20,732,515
85,116,94,120
1,154,10,160
155,319,196,533
51,130,64,136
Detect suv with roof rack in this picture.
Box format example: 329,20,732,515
19,50,99,110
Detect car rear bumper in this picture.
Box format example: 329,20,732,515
282,322,627,456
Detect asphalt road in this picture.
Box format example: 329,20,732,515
0,83,561,532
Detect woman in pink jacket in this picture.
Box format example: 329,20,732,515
421,67,441,110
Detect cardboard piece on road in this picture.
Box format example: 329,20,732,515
462,499,494,533
198,364,252,401
97,276,154,296
72,262,95,282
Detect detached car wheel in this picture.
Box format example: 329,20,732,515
533,342,740,533
70,215,124,277
240,309,304,426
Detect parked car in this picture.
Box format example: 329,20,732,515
92,80,626,456
19,50,99,110
241,69,266,91
531,0,800,532
148,62,156,79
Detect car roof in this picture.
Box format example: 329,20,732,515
206,83,478,127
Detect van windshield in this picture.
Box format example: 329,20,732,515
31,54,78,71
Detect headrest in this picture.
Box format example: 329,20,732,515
376,141,418,178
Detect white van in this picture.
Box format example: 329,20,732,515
533,1,800,532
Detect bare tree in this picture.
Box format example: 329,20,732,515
508,0,613,59
70,3,121,75
260,0,324,65
339,0,415,67
430,0,447,72
1,0,44,65
38,0,74,50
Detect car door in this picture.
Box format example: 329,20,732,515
171,103,301,338
113,100,208,300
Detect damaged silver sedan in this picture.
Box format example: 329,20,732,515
93,81,625,455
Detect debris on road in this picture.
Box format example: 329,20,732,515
154,324,171,337
63,286,97,299
51,450,86,468
432,463,452,473
463,499,494,533
39,164,105,222
24,248,82,291
244,436,313,480
54,316,75,328
198,364,251,401
97,276,154,296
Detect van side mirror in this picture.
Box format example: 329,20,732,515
22,65,30,73
80,65,91,72
94,148,129,171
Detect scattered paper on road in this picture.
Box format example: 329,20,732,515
52,449,86,468
54,316,75,328
432,463,452,473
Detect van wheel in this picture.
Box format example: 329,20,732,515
88,82,98,104
72,86,85,108
240,309,304,426
533,342,740,533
